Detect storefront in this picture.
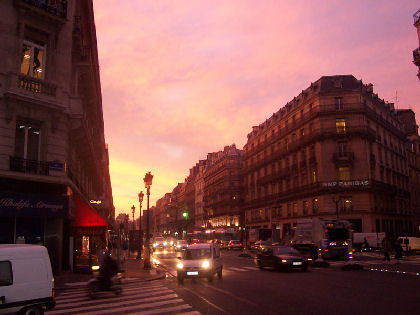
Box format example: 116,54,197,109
0,191,69,274
71,195,108,272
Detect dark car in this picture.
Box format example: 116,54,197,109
251,240,272,250
254,246,309,272
227,240,243,250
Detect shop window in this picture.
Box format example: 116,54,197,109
339,167,350,181
336,119,346,134
0,261,13,286
21,40,46,79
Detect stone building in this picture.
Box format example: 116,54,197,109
203,144,244,231
242,75,414,243
0,0,114,273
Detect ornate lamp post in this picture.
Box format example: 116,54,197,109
137,191,144,259
131,205,135,256
143,171,153,269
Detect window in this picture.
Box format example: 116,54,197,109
21,40,46,79
339,167,350,181
15,123,41,161
311,169,317,183
336,119,346,134
342,197,352,212
300,128,305,137
287,204,291,217
292,202,298,216
335,97,343,110
303,201,308,215
0,261,13,286
312,198,319,214
338,142,347,154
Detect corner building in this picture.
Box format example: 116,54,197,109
0,0,114,274
243,75,414,243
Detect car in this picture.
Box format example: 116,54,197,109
251,240,272,250
176,243,223,284
254,245,309,272
0,245,56,314
227,240,243,250
152,236,167,250
175,240,188,251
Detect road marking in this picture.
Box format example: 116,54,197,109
181,286,230,314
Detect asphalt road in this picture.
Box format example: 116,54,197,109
152,249,420,315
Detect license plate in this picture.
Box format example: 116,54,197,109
292,261,302,266
187,271,198,275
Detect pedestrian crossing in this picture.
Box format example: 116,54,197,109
47,281,200,315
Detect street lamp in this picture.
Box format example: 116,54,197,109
332,195,340,218
137,191,144,260
131,205,135,256
143,171,153,270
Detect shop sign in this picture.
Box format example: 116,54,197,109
0,192,68,217
322,180,370,188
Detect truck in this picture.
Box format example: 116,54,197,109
353,232,386,252
292,218,353,260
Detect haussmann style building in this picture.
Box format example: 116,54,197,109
0,0,114,274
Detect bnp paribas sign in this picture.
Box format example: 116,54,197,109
322,180,370,188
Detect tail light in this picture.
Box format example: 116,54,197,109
52,288,55,301
324,249,329,252
240,243,243,247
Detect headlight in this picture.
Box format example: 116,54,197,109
91,265,100,271
170,241,174,245
329,242,336,246
343,242,348,246
177,262,184,269
153,243,158,247
201,260,210,269
153,258,160,265
281,259,287,263
177,244,181,248
163,242,168,246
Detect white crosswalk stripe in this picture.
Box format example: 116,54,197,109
47,281,200,315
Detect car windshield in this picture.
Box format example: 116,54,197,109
231,241,240,244
154,237,164,242
183,248,211,260
327,228,349,241
272,247,300,255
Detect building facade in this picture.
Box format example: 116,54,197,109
0,0,114,274
243,75,414,243
413,9,420,81
203,144,244,231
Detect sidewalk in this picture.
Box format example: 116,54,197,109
54,257,165,290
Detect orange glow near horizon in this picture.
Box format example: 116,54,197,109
93,1,420,216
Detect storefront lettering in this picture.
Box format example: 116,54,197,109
322,180,370,188
0,198,63,211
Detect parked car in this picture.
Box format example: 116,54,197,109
176,243,223,284
251,240,272,250
254,245,309,272
176,240,189,251
0,244,56,314
227,240,243,250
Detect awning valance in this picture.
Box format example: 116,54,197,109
73,195,107,227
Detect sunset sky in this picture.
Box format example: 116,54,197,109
92,1,420,217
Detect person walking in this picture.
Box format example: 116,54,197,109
363,238,369,252
382,237,391,262
394,239,403,261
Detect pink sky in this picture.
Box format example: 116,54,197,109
92,1,420,217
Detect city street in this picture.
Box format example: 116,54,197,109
153,249,420,315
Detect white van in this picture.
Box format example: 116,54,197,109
397,237,420,254
176,243,222,284
0,245,55,315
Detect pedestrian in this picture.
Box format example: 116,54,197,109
382,238,391,262
394,239,403,261
122,241,128,261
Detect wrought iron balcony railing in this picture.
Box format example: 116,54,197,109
10,156,49,175
18,0,67,19
18,74,57,97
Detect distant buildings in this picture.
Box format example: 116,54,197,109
0,0,114,273
155,75,419,242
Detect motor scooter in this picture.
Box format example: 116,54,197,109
87,265,123,298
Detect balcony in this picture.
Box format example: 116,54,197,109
10,156,49,175
333,151,354,164
17,74,57,97
15,0,67,19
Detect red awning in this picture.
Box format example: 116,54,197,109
73,195,108,227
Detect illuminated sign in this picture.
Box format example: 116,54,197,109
90,200,102,205
322,180,369,188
